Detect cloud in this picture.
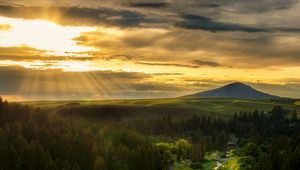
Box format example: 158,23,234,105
1,3,299,33
129,2,169,8
217,35,300,67
273,27,300,32
176,14,268,32
0,5,152,27
0,46,94,61
197,3,220,8
0,55,94,61
103,54,141,61
250,82,300,98
136,60,225,68
0,46,46,56
120,31,166,48
72,27,300,68
192,60,223,67
0,24,10,30
0,0,299,100
136,61,199,68
221,0,298,13
173,0,298,14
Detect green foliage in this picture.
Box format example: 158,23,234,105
0,98,162,170
1,98,300,170
154,139,194,169
269,106,287,124
190,161,203,169
175,139,192,161
94,155,106,170
241,143,261,159
155,142,174,170
173,160,193,170
238,156,255,170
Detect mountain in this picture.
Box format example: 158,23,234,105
184,82,281,99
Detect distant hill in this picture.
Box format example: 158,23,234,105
184,82,281,100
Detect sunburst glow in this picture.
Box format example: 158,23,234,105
0,16,95,56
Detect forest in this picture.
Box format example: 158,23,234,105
0,97,300,170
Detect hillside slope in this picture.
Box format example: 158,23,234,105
184,82,280,100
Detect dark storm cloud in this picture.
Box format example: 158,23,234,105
129,2,169,8
175,14,268,32
0,5,151,27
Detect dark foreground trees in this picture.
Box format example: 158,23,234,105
0,98,161,170
0,99,194,170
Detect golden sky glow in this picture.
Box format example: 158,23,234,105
0,1,299,100
0,16,95,56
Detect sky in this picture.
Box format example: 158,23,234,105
0,0,300,100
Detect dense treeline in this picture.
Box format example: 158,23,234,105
0,98,196,170
128,106,299,138
0,97,300,170
125,106,300,169
0,98,161,170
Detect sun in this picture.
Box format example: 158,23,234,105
0,16,96,56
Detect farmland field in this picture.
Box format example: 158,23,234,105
18,97,300,118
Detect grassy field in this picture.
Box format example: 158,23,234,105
18,97,300,118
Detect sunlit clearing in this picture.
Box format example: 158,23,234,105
0,16,95,55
